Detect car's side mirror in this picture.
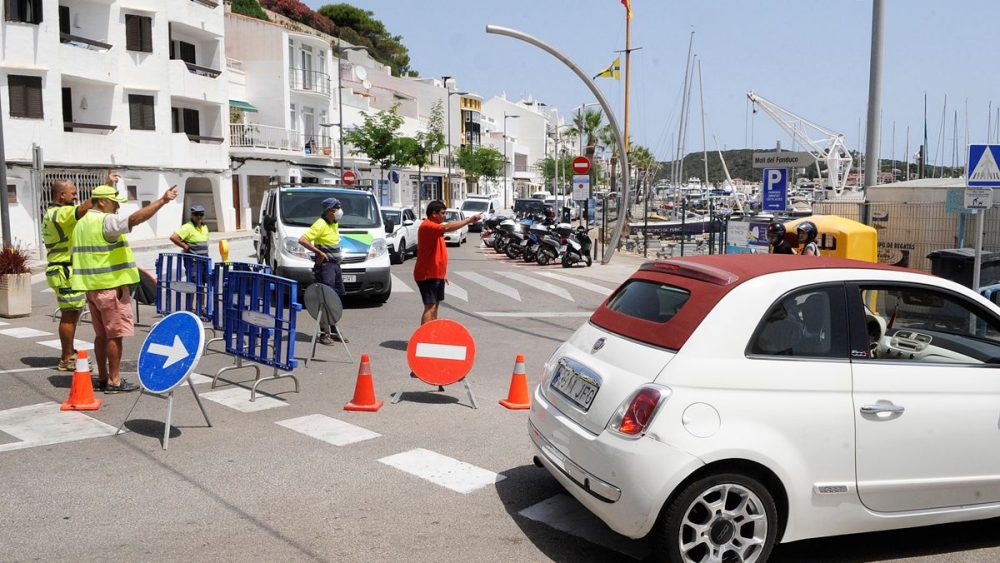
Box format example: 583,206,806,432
403,219,414,227
384,219,394,233
263,216,276,231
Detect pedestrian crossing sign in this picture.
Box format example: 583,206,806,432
967,145,1000,187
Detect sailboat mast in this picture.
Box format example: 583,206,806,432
674,32,694,187
698,59,709,190
623,9,631,155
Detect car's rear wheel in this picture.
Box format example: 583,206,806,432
655,473,777,563
394,239,406,264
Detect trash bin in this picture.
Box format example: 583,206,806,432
926,248,1000,289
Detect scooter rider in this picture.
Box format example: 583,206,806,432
797,221,820,256
766,223,794,255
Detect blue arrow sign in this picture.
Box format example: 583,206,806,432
761,168,788,212
138,311,205,394
968,145,1000,187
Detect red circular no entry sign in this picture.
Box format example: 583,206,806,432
572,156,591,175
342,170,357,186
407,319,476,386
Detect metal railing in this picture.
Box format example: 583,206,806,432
226,57,244,72
184,61,222,78
60,32,112,51
288,68,332,96
63,122,116,134
230,124,332,155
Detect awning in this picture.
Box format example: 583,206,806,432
229,99,258,113
300,166,340,181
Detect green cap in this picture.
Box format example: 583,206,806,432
92,185,127,203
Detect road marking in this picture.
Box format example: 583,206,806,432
201,387,288,412
378,448,505,494
537,272,613,296
499,271,574,301
38,338,93,351
180,373,212,386
0,367,53,375
455,271,521,301
415,343,467,361
519,494,648,559
391,274,414,293
0,327,53,339
445,282,468,301
0,402,117,453
475,312,592,318
276,414,380,446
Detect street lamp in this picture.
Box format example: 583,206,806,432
335,43,369,177
503,112,519,209
442,77,469,204
572,102,600,224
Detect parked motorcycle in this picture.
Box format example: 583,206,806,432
523,217,549,263
561,225,593,267
537,222,569,265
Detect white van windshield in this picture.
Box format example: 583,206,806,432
280,190,380,228
461,200,489,212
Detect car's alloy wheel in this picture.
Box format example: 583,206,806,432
658,473,777,563
396,239,406,263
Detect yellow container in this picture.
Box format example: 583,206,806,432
785,215,878,262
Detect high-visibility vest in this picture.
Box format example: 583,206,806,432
41,204,78,264
70,211,139,291
177,221,210,255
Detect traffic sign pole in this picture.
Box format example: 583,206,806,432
967,145,1000,291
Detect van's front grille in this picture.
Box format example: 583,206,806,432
341,255,366,264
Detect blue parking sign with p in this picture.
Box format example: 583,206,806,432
762,168,788,212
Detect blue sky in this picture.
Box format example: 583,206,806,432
304,1,998,163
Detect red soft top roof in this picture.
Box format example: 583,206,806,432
590,254,913,351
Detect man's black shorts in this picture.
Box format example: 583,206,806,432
417,279,446,305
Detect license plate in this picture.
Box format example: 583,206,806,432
551,365,599,410
343,274,357,283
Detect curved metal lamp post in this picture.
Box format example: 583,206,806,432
485,25,630,265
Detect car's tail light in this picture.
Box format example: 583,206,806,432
608,385,671,438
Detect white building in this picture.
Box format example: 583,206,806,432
482,96,558,208
1,0,231,253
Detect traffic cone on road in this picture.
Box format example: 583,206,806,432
344,354,383,412
60,349,102,411
499,354,531,410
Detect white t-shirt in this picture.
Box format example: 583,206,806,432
102,213,131,242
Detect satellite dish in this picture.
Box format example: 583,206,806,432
353,65,368,82
362,79,372,90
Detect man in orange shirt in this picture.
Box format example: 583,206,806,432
413,200,481,325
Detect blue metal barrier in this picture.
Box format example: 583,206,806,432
212,261,271,332
980,283,1000,305
155,253,214,321
214,270,301,400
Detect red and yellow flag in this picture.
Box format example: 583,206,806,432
621,0,632,19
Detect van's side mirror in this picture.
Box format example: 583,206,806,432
384,219,394,233
402,219,414,227
263,216,276,231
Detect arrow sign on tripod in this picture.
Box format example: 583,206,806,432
147,335,189,368
138,311,205,394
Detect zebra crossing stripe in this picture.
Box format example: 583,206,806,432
391,274,414,293
378,448,505,493
536,272,613,296
276,414,380,446
455,271,521,301
499,271,574,301
445,282,468,301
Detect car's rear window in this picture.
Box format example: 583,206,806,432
605,280,690,323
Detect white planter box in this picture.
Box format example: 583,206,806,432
0,273,32,318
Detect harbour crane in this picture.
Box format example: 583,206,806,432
747,91,854,196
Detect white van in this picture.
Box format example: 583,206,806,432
257,186,391,303
459,195,499,232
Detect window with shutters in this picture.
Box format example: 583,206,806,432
171,40,196,65
5,0,43,24
128,94,155,130
7,75,43,119
124,14,152,53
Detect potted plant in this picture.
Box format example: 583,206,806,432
0,242,32,318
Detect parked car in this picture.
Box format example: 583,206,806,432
381,206,419,264
460,195,499,232
443,209,468,246
256,186,391,303
529,254,1000,561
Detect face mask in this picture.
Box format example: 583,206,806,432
334,209,344,221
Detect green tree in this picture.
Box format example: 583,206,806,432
455,145,504,193
536,154,574,193
231,0,268,20
343,103,404,185
318,4,416,76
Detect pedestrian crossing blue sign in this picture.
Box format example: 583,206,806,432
968,145,1000,187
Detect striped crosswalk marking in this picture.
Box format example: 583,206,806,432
536,272,613,296
455,271,521,301
38,339,93,352
379,448,505,494
0,403,117,453
0,327,53,339
391,274,414,293
276,414,380,446
445,282,468,301
201,388,288,413
499,271,573,301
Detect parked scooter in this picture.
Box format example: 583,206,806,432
537,222,569,265
493,218,518,254
561,225,593,267
523,216,549,263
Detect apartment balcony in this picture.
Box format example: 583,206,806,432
166,0,224,37
230,124,334,159
288,68,332,98
168,59,225,104
172,132,227,169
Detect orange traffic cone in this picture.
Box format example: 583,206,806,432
61,349,102,411
499,354,531,410
344,354,383,412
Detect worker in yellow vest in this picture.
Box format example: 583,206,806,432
170,204,209,255
41,178,93,371
71,179,177,393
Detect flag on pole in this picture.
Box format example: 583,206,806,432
593,57,621,80
621,0,632,19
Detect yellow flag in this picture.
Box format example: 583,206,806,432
594,57,621,80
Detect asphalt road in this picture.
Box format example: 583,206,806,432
1,238,998,562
